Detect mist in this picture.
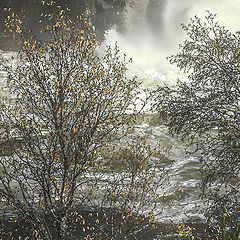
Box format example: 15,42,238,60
101,0,240,87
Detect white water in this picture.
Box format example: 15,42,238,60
102,0,240,88
1,0,240,225
100,0,240,222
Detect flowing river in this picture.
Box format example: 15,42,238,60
1,0,240,234
99,0,240,224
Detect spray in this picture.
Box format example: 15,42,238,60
101,0,240,87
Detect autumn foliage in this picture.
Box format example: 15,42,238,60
0,3,168,240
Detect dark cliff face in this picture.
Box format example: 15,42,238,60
0,0,126,50
0,0,169,50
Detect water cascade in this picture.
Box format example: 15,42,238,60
101,0,240,223
1,0,240,228
102,0,240,87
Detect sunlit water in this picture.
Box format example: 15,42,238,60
1,0,240,229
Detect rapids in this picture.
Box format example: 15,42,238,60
1,0,240,227
100,0,240,223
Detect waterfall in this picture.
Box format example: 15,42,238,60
122,0,240,41
102,0,240,88
122,0,193,48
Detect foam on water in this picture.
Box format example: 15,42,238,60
101,0,240,88
99,0,240,222
1,0,240,224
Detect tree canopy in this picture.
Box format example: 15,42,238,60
0,4,168,240
154,12,240,238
